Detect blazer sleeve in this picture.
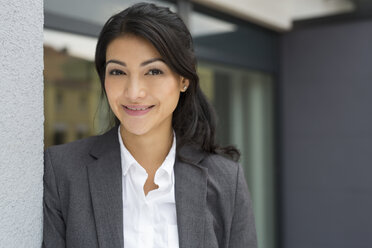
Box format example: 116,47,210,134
228,163,258,248
42,149,66,248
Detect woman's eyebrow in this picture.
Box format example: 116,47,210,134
105,58,165,67
140,58,165,66
106,59,126,67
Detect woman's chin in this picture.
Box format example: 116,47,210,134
120,123,150,137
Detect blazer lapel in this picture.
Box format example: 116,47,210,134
175,145,208,248
87,126,123,248
86,127,208,248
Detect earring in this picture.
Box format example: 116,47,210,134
182,85,188,92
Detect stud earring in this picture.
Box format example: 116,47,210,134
183,85,188,91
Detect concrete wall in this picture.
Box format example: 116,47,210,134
280,19,372,247
0,0,44,247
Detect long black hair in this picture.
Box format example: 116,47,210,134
95,2,240,161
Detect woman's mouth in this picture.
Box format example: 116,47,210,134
122,105,155,116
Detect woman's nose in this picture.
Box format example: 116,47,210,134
124,77,146,100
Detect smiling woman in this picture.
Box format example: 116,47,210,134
43,2,257,248
104,35,187,141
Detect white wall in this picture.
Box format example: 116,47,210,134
291,0,354,20
192,0,293,30
0,0,44,247
192,0,355,31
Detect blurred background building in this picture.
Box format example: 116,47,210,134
44,46,104,147
42,0,372,248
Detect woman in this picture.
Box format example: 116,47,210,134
43,2,257,248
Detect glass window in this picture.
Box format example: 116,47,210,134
192,10,277,248
44,38,102,148
198,61,276,248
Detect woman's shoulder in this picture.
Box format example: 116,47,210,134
203,152,240,169
44,133,106,176
45,135,99,159
44,127,119,171
201,152,242,183
45,126,118,158
180,144,240,174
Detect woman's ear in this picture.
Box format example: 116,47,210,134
180,77,190,92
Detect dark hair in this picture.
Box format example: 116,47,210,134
95,2,240,161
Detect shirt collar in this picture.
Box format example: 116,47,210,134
118,126,176,177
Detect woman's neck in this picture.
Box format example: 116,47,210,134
119,124,174,174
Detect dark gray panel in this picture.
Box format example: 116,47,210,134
195,27,279,73
280,18,372,248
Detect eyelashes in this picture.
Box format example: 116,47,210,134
107,68,164,76
146,69,163,76
108,69,125,76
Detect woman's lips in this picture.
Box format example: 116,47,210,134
122,105,155,116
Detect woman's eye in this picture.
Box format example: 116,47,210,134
147,69,163,76
109,69,125,75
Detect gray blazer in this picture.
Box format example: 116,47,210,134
43,126,257,248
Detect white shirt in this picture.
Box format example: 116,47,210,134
118,126,179,248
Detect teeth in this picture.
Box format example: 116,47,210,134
127,106,150,111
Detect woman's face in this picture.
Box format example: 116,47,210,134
105,35,188,137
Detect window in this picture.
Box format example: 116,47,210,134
192,8,278,247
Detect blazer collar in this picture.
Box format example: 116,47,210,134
87,126,123,248
174,145,208,248
87,126,208,248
